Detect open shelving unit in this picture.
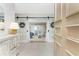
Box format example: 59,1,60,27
54,3,79,56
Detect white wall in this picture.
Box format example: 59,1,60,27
0,3,15,36
46,18,54,42
3,3,15,29
16,14,54,42
0,4,5,36
15,3,54,16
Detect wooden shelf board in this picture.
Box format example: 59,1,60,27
66,11,79,18
55,41,63,47
65,48,79,56
66,24,79,27
55,19,62,23
55,33,62,37
65,49,74,56
65,44,79,56
55,27,61,29
66,36,79,44
55,39,75,56
65,36,79,56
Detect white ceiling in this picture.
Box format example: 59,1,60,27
14,3,54,16
0,3,54,16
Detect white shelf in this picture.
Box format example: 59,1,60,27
65,37,79,56
55,27,61,29
55,41,63,47
55,33,62,37
66,36,79,44
66,24,79,27
66,11,79,18
55,19,62,23
65,49,74,56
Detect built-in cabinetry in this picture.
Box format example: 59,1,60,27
54,3,79,56
0,35,18,56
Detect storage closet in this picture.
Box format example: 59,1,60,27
54,3,79,56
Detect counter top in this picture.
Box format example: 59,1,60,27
0,34,16,44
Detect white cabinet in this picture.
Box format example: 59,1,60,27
9,37,18,56
0,40,9,56
0,35,18,56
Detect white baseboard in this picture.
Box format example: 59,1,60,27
46,40,54,43
19,40,30,43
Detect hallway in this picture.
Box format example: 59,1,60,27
17,42,54,56
0,3,54,56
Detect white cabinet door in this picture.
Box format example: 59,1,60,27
0,41,9,56
0,35,17,56
8,36,18,56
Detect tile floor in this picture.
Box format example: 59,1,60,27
17,42,54,56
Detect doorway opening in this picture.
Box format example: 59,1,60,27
29,23,46,42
